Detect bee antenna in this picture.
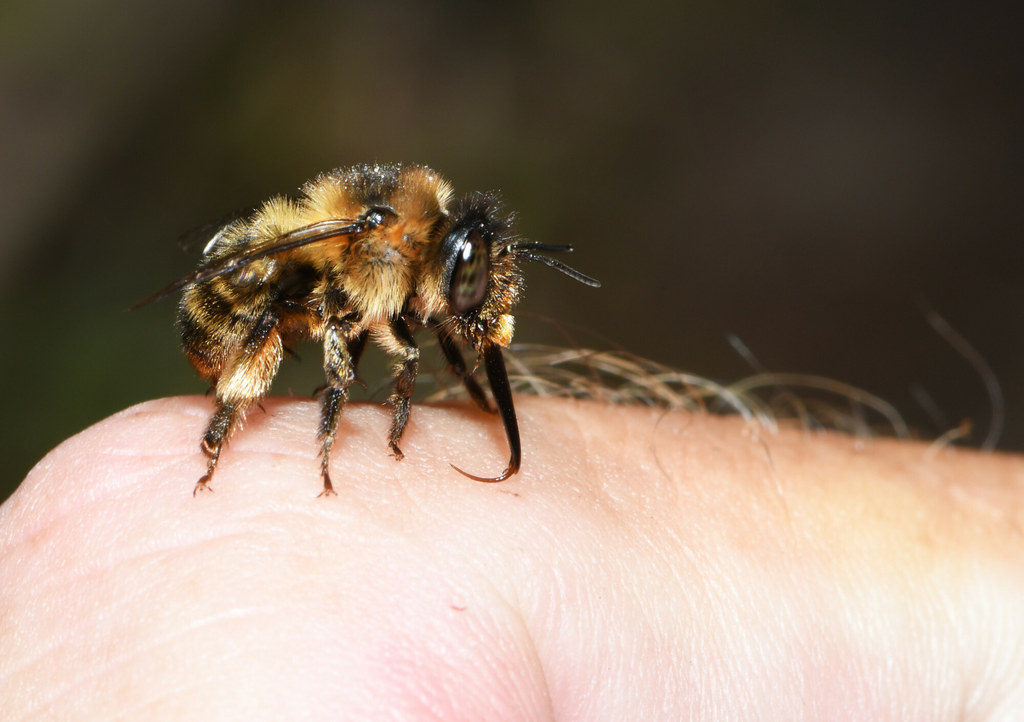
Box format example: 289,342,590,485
512,242,601,288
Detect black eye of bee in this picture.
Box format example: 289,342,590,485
362,206,395,230
445,226,490,314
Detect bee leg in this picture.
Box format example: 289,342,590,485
434,327,494,413
312,334,365,397
450,344,521,483
383,317,420,460
195,402,237,495
346,330,369,391
197,310,284,494
318,314,363,496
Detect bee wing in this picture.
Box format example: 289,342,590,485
175,209,251,253
133,218,365,308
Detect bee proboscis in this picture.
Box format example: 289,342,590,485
141,163,600,495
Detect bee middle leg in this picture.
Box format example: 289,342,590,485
197,310,283,494
381,316,419,460
318,313,364,496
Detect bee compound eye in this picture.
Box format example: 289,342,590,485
362,206,395,230
449,230,490,313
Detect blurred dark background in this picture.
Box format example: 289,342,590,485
2,0,1021,501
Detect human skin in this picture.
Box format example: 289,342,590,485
1,396,1022,720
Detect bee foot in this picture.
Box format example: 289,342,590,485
193,476,214,496
317,473,336,498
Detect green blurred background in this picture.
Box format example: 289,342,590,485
2,0,1021,501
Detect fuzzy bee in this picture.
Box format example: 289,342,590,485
141,163,600,495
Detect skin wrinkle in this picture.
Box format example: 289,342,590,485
679,417,1007,716
12,486,336,699
558,424,687,690
43,605,272,718
956,565,1024,716
513,466,682,717
320,537,551,720
566,410,779,714
506,603,556,722
536,399,593,483
435,584,554,720
484,494,593,713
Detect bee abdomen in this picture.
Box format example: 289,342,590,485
178,281,270,380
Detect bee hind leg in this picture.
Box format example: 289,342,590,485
195,401,239,495
195,309,283,494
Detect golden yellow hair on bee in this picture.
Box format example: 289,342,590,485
144,163,600,495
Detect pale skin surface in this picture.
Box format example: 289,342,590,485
1,396,1022,721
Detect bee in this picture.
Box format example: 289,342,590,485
141,163,600,495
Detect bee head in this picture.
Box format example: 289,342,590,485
425,190,599,349
423,193,519,347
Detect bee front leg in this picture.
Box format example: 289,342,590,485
382,316,419,460
318,313,363,496
434,326,494,413
197,310,283,495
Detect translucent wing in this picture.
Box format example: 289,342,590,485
133,217,366,308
